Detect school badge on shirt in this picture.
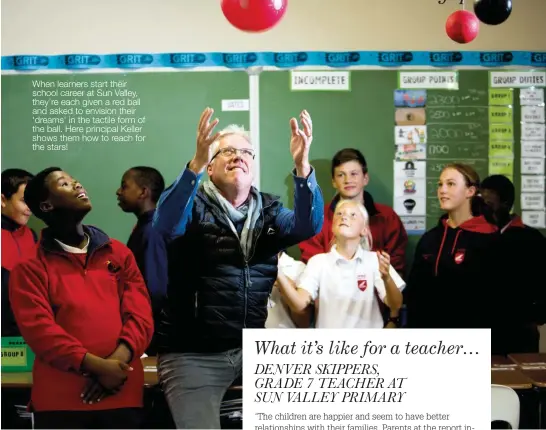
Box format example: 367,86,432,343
357,274,368,292
454,250,466,264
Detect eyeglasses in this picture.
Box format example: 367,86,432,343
210,147,255,162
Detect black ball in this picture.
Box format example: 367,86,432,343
474,0,512,25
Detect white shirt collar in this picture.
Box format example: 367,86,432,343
54,234,90,254
330,244,365,264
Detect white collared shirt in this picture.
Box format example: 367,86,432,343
298,245,406,329
266,252,306,329
54,234,90,254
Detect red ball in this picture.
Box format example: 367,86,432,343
445,10,479,44
221,0,288,32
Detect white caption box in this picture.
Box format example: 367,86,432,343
244,329,490,430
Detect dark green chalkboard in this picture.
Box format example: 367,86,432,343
1,72,250,242
258,70,543,268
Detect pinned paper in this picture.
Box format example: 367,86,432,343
400,216,426,235
520,88,545,106
395,108,426,126
394,90,427,108
0,347,28,366
521,106,546,123
521,158,546,175
488,106,513,124
394,197,426,216
521,175,545,193
521,141,546,158
490,70,546,88
394,160,426,178
395,144,427,161
291,71,350,91
222,99,249,111
489,124,514,141
399,71,458,90
522,123,546,141
394,177,426,199
489,141,514,158
521,193,545,210
395,126,427,144
489,158,514,177
521,211,546,229
489,89,513,106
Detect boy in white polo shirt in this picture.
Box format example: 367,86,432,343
283,200,405,328
265,252,306,328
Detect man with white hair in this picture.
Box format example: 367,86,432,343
152,107,323,429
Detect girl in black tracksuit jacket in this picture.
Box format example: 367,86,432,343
405,163,505,329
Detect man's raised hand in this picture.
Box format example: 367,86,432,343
190,107,220,174
290,110,313,178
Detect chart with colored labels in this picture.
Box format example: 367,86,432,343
487,89,514,182
518,87,545,228
393,88,430,234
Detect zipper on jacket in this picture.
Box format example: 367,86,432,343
241,201,273,328
243,265,250,328
42,241,109,276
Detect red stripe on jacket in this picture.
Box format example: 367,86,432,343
9,228,154,412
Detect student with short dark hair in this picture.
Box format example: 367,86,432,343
117,166,167,355
1,168,37,337
481,174,546,353
9,167,154,429
299,148,408,274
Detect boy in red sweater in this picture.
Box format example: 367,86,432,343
1,168,37,337
9,167,154,429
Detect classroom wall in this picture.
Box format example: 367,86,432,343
2,0,545,350
2,0,546,54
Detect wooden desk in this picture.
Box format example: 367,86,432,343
492,355,518,368
509,353,546,367
491,367,534,389
2,357,160,389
